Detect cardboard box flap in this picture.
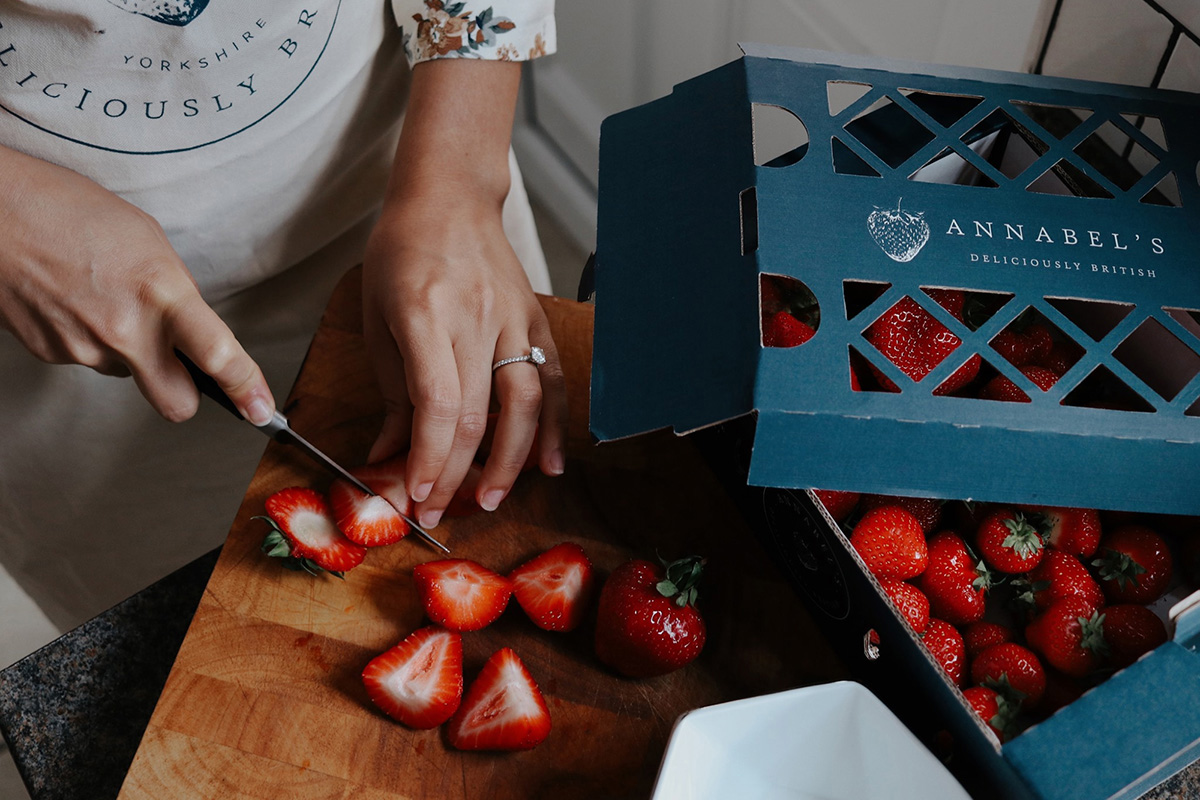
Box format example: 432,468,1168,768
1002,641,1200,800
591,59,760,441
593,44,1200,512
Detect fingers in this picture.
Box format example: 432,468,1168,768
365,335,414,465
527,315,569,478
475,331,544,512
161,292,274,425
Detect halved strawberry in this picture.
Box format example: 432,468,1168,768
361,626,463,729
446,647,551,751
261,487,366,576
413,558,511,631
508,542,595,632
329,456,412,547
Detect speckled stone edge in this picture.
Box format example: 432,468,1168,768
0,548,219,800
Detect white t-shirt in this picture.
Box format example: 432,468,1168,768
0,0,557,630
0,0,556,299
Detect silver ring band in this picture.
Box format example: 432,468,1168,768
492,346,546,373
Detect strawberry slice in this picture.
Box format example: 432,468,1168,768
262,487,366,575
413,558,512,631
446,647,551,751
362,626,463,729
330,456,412,547
508,542,595,632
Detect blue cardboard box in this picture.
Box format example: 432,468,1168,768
590,45,1200,800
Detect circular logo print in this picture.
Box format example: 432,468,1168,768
760,487,851,621
0,0,341,154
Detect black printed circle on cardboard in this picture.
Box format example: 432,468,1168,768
760,487,851,621
0,1,341,155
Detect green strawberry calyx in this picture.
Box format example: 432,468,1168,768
656,555,706,608
972,559,997,592
1078,610,1110,659
256,515,346,580
1001,516,1044,561
1092,549,1147,591
1010,577,1052,615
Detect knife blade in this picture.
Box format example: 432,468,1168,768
177,351,450,554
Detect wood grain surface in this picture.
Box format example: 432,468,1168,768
117,268,848,800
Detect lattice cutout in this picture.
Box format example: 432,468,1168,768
1008,100,1093,140
1045,297,1135,342
752,103,809,168
843,95,936,169
990,308,1083,376
760,274,819,348
827,80,873,117
897,88,984,129
1113,317,1200,401
1061,366,1156,413
843,280,892,320
1075,121,1157,192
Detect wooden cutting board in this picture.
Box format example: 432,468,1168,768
117,268,848,800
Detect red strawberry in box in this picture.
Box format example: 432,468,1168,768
917,531,990,626
849,506,928,580
1093,524,1174,604
864,290,980,394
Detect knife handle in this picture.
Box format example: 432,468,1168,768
175,349,242,419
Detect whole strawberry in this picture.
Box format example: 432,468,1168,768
880,579,930,634
991,323,1054,368
1093,525,1174,604
1015,549,1104,615
850,506,928,580
976,509,1045,573
859,493,943,535
917,532,990,626
1103,604,1168,668
865,293,980,395
1028,506,1102,558
962,685,1013,742
970,642,1046,710
964,621,1015,659
923,618,966,687
594,556,707,678
763,311,815,348
1025,597,1107,678
813,489,859,523
979,366,1059,403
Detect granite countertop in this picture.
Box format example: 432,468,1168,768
1,546,1196,800
0,549,218,800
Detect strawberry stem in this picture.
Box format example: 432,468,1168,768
657,555,706,608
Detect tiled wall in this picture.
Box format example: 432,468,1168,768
1035,0,1199,93
1032,0,1198,204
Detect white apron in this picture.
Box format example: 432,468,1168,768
0,0,555,629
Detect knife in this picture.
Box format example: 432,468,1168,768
177,351,450,554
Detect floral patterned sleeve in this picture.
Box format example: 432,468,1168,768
391,0,556,66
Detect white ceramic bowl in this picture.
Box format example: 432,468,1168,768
651,681,971,800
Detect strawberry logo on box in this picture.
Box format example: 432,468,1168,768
868,199,930,263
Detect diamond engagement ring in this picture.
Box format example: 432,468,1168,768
492,346,547,372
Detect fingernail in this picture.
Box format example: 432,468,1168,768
548,449,565,476
419,509,443,529
480,488,506,512
413,481,434,503
245,398,274,427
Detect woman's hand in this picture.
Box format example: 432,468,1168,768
362,59,568,529
0,145,274,424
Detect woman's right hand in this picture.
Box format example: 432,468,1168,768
0,145,275,424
